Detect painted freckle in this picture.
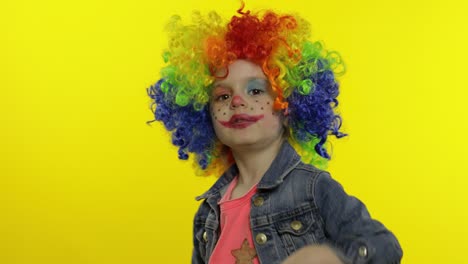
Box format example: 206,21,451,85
261,107,264,110
251,107,254,110
267,101,270,104
223,112,226,115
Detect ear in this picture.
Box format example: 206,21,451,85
282,108,289,127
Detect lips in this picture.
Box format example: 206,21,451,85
219,114,264,129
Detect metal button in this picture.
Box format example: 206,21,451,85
290,220,303,231
253,196,264,207
358,246,368,257
255,233,267,244
202,231,208,242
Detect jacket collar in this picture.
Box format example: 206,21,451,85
195,140,301,201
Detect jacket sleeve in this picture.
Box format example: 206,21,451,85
314,171,403,264
192,207,205,264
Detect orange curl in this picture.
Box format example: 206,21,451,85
262,60,288,110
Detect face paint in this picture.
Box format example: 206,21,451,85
209,59,284,149
218,114,265,129
211,78,275,125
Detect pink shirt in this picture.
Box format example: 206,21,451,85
208,176,260,264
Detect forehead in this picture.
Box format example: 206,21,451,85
213,60,267,85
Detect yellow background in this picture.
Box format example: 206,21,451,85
1,0,467,263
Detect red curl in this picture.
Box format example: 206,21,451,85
205,8,299,109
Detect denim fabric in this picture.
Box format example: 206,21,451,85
192,141,403,264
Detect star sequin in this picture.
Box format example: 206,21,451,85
231,238,257,264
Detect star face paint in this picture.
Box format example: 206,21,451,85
209,60,285,149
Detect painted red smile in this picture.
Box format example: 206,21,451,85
219,114,264,129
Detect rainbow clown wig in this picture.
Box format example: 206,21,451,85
147,3,347,176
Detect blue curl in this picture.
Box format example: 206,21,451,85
147,79,217,168
288,60,348,160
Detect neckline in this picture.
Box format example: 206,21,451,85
218,175,258,205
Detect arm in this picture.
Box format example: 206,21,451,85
314,172,403,264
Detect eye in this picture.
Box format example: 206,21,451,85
216,94,230,101
247,79,268,96
212,85,231,102
248,89,264,96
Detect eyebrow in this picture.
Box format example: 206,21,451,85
213,77,268,87
248,78,269,84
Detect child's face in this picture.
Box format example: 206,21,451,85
210,59,285,150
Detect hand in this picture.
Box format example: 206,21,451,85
281,245,344,264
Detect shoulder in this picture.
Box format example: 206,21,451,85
290,162,328,180
288,162,336,194
294,162,325,174
285,162,350,210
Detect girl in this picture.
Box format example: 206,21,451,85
147,3,402,264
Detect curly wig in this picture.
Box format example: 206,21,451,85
147,2,347,176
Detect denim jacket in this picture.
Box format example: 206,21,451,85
192,141,403,264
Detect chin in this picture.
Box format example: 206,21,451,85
215,126,284,150
226,136,283,151
224,137,260,149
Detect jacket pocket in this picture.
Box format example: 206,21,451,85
273,205,325,255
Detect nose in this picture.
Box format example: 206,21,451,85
230,95,247,108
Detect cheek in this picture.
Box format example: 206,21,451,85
210,98,277,120
249,97,280,119
250,98,274,114
210,102,230,121
252,98,282,127
263,112,283,129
